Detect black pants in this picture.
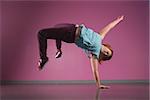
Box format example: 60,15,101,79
38,23,77,59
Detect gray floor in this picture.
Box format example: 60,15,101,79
1,83,149,100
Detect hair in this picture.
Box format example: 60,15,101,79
99,43,113,64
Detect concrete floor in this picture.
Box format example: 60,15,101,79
1,83,149,100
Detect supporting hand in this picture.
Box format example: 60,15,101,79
98,85,110,89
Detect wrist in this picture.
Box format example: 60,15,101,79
96,82,101,87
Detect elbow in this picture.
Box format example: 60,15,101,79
93,69,99,74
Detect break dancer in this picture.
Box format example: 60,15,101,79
37,16,124,89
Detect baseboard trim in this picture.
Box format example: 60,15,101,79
1,80,149,85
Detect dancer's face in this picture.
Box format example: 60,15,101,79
99,44,113,64
101,45,112,57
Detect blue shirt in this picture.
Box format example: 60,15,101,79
75,24,102,59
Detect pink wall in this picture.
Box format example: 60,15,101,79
1,1,149,81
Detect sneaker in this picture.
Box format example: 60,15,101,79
55,51,62,58
38,57,48,70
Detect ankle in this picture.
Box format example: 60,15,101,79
57,49,62,52
41,56,48,60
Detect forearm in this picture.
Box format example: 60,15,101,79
108,17,123,29
90,57,110,89
99,16,124,39
90,56,101,87
94,70,101,87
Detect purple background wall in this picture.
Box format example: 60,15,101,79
1,1,149,81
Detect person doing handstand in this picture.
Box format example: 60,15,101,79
37,15,124,89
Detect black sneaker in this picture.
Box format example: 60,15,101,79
55,51,62,58
38,57,48,70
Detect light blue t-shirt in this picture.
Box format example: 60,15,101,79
75,24,102,59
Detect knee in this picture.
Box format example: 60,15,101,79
38,29,45,37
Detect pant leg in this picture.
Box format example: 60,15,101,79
54,23,76,43
38,30,48,59
37,24,76,59
38,27,63,59
56,39,61,49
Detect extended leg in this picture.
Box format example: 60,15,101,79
38,30,48,60
99,16,124,39
37,30,49,70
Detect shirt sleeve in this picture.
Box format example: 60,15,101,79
84,49,97,59
84,49,91,58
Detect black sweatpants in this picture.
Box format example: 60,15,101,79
38,23,77,59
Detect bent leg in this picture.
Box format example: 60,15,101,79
37,24,76,64
37,27,64,59
55,39,62,58
56,39,61,50
37,27,65,69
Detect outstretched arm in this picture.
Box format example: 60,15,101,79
90,54,110,89
99,15,124,39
